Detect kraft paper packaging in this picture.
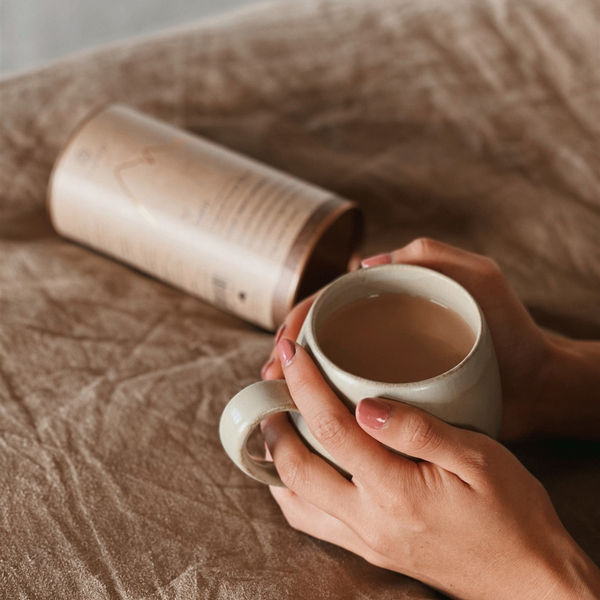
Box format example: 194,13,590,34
47,105,363,330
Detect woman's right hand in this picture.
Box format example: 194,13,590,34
262,238,600,441
261,336,600,599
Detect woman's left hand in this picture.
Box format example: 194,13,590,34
260,337,600,600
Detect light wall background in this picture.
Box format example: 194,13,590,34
0,0,260,76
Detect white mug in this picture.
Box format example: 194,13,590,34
220,264,502,486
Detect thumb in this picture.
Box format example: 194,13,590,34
356,398,494,479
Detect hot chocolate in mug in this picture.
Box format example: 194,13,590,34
219,264,502,486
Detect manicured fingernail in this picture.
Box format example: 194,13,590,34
261,358,274,380
277,338,296,367
357,398,390,429
275,323,286,343
361,253,391,268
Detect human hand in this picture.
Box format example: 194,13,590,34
361,239,550,441
261,338,600,599
263,238,600,441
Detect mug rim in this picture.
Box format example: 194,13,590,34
305,263,484,389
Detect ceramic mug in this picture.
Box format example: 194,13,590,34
219,264,502,486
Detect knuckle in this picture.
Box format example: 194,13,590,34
361,528,392,556
462,435,498,476
273,486,296,503
276,498,304,532
402,412,439,453
362,548,387,569
312,410,348,449
282,511,298,530
407,237,440,257
282,506,303,532
479,257,504,283
467,445,492,471
276,454,306,490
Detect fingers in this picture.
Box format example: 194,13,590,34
276,338,414,487
262,292,318,381
356,398,497,483
363,238,495,283
362,238,540,370
365,238,503,297
391,239,510,309
260,410,358,520
269,486,384,567
362,238,528,321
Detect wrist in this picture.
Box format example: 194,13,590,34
534,335,600,439
532,533,600,600
496,529,600,600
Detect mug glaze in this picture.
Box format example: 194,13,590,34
220,264,502,486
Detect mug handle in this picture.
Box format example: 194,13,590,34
219,379,299,487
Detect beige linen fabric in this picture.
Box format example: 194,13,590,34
0,0,598,598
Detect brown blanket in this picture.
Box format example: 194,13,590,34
1,0,599,598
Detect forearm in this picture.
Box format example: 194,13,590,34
537,336,600,440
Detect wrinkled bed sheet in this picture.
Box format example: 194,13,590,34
0,0,599,598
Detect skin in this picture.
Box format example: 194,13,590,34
259,238,600,599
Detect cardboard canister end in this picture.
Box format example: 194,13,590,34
272,199,364,328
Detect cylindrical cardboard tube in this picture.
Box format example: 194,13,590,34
48,105,363,330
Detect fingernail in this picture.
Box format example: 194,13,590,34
361,253,391,268
277,338,296,367
357,399,390,429
261,358,274,380
275,323,286,343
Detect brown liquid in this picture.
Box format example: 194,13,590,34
317,293,475,383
